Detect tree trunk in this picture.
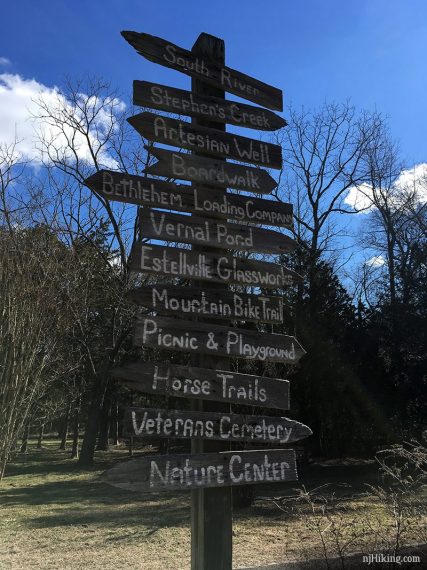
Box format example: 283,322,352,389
97,388,111,451
71,399,80,460
109,391,119,446
59,404,71,450
78,358,111,465
37,423,45,449
78,329,128,466
20,421,31,453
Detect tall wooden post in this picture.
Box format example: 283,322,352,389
95,27,309,570
190,33,233,570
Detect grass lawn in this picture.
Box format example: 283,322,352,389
0,439,425,569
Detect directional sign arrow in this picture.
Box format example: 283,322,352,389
133,81,287,131
133,315,307,364
121,31,283,111
128,112,282,169
102,449,298,492
111,362,290,410
128,242,302,289
139,209,295,254
84,170,294,229
144,147,278,193
125,407,312,445
126,285,285,324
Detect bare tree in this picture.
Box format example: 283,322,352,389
32,77,148,464
0,226,66,479
275,102,383,315
0,140,28,234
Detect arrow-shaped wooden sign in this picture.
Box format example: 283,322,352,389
139,209,295,254
103,449,297,492
84,170,294,229
128,112,282,169
127,286,285,324
111,362,290,410
125,407,312,445
133,81,287,131
122,31,283,111
133,315,306,363
128,242,302,289
144,147,277,193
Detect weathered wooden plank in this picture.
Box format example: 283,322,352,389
128,243,302,289
127,285,285,324
139,209,295,254
133,81,287,131
188,33,232,570
129,112,282,169
124,407,312,445
144,147,277,194
133,315,306,364
111,362,290,410
103,449,297,492
121,31,283,111
84,170,294,229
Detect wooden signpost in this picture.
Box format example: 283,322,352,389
145,146,278,193
124,407,312,444
127,242,302,289
84,29,310,570
128,112,282,168
138,209,295,254
121,31,283,110
104,449,297,492
133,80,287,131
84,169,294,229
133,315,306,363
127,286,285,324
110,362,290,409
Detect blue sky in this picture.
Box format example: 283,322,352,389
1,0,426,290
2,0,426,164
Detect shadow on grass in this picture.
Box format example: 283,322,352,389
2,443,384,537
5,448,128,478
28,497,190,532
233,462,383,524
1,443,191,533
2,475,190,532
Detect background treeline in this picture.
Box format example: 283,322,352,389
0,78,425,479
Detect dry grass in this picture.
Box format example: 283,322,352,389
0,440,425,570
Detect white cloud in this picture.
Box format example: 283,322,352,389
0,57,11,66
0,73,124,168
395,163,427,197
365,255,386,267
345,163,427,213
344,183,375,212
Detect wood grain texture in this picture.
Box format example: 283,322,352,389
121,31,283,111
133,315,306,363
138,209,295,254
144,147,278,193
188,32,232,570
111,361,290,410
124,407,312,444
128,242,303,289
84,170,294,229
133,80,286,131
128,112,282,169
103,449,297,492
126,285,285,324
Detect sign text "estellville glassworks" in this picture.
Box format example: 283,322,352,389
128,243,301,289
